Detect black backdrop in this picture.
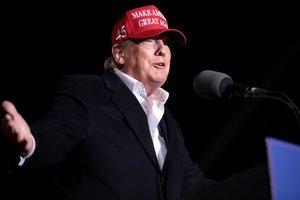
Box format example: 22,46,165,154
2,0,300,182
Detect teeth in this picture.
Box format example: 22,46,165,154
154,63,164,67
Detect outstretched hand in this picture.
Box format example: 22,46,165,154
1,100,34,157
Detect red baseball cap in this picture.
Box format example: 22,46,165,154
111,5,186,47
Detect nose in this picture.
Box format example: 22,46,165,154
155,39,169,56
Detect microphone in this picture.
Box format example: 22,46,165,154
193,70,300,128
193,70,266,100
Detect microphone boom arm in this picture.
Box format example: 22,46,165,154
247,88,300,129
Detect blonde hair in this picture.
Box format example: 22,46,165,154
104,55,117,70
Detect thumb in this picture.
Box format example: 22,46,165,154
2,100,19,118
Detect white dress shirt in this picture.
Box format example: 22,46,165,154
114,68,168,169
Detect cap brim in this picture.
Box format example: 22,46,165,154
131,29,187,48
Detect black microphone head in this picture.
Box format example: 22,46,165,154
193,70,233,100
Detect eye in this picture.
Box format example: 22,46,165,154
143,39,156,44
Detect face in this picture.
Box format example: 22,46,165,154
114,34,172,96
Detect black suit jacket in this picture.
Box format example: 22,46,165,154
3,68,213,200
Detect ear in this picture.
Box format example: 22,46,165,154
112,44,125,65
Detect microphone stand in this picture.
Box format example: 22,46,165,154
244,87,300,130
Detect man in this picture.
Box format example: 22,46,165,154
1,4,270,200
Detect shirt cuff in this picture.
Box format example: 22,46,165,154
18,135,36,166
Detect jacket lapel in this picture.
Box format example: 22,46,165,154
102,69,161,172
160,108,180,174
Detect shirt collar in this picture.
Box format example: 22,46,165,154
113,68,169,104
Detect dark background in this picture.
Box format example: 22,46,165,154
2,0,299,182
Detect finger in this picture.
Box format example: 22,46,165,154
2,114,14,135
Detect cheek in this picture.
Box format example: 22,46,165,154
127,49,146,65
